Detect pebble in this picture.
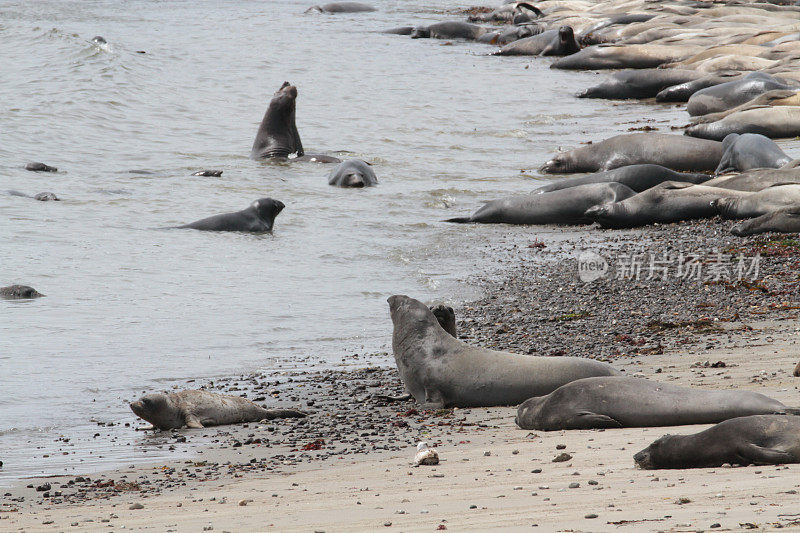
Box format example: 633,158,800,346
569,483,580,489
238,499,253,506
556,444,566,450
552,453,572,463
585,514,598,519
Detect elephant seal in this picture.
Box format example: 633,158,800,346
550,43,697,70
578,69,704,100
655,72,744,103
25,162,57,172
703,166,800,191
0,285,44,299
177,198,284,232
387,295,619,408
533,165,710,194
328,159,377,188
712,184,800,219
477,24,542,45
634,415,800,469
8,190,59,201
411,22,489,40
468,2,541,23
251,82,303,159
686,72,795,116
429,303,456,338
515,376,789,431
685,106,800,141
305,2,375,13
130,390,305,430
577,13,657,45
584,182,749,228
689,89,800,124
540,134,723,174
382,26,414,36
493,26,579,56
731,206,800,236
445,183,635,225
715,133,792,174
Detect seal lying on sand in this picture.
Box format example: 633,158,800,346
0,285,44,299
388,295,618,408
176,198,284,232
411,21,489,40
493,26,579,56
328,159,377,187
685,106,800,140
516,376,790,430
550,43,698,70
130,390,306,430
532,165,710,194
731,206,800,236
540,134,723,174
584,182,749,228
655,72,743,103
703,166,800,191
712,184,800,219
715,133,792,174
445,183,635,225
634,415,800,469
686,72,795,116
578,69,705,100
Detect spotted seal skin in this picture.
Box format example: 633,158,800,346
25,162,57,172
634,415,800,469
251,82,304,159
176,198,284,232
130,390,306,430
540,134,723,174
714,133,792,174
388,295,619,409
0,285,44,299
445,183,635,225
516,376,789,431
532,165,711,194
328,159,377,188
731,206,800,236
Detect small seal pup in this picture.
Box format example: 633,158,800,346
130,390,306,430
634,415,800,469
516,376,790,430
388,295,619,408
0,285,44,299
176,198,284,232
328,159,377,188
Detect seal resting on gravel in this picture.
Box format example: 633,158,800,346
532,165,710,194
634,415,800,469
731,206,800,236
130,390,306,430
388,295,619,408
515,376,791,431
714,133,792,174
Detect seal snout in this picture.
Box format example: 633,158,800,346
633,449,651,468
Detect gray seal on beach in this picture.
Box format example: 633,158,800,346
540,133,723,174
0,285,44,299
634,415,800,469
328,159,377,188
532,165,710,194
445,183,635,225
515,376,790,430
176,198,284,232
712,184,800,219
550,43,697,70
731,206,800,236
387,295,619,408
410,22,489,41
305,2,375,13
251,82,304,159
685,106,800,141
686,72,795,116
493,26,579,56
130,390,306,430
714,133,792,174
578,69,705,100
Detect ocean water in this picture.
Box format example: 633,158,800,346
0,0,686,483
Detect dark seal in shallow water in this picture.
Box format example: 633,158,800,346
251,82,304,159
177,198,284,232
1,285,44,299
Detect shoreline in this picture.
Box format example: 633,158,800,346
4,220,800,531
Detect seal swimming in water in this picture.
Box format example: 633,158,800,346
634,415,800,469
445,183,635,225
714,133,792,174
532,165,710,194
305,2,375,13
251,82,303,160
8,190,60,201
515,376,790,430
0,285,44,299
176,198,284,232
731,206,800,236
584,182,750,228
540,134,723,174
410,21,489,41
327,159,377,188
25,162,57,172
130,390,306,430
388,295,619,408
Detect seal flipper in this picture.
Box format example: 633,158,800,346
738,443,793,465
184,414,204,429
572,411,623,429
444,217,473,223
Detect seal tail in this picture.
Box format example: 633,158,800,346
444,217,473,223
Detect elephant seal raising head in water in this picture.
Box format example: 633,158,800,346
328,159,377,187
0,285,44,299
445,183,635,225
731,206,800,236
177,198,284,232
540,134,723,174
130,390,305,430
388,295,619,408
715,133,792,174
516,376,790,431
634,415,800,469
251,82,303,159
